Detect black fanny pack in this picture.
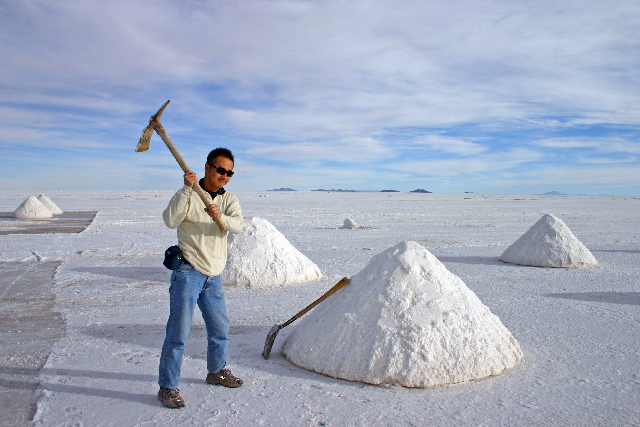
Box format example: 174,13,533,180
163,245,184,270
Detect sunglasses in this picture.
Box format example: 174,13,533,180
208,164,235,177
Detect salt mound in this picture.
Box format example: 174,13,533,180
221,217,322,286
13,196,53,219
283,241,523,387
500,214,598,268
37,194,63,215
343,218,359,229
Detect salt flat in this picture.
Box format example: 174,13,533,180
0,190,638,426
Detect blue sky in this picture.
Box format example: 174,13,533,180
1,0,639,195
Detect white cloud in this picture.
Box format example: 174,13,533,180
535,138,600,149
518,164,640,186
393,147,545,177
535,137,640,155
0,125,46,143
245,136,393,164
578,156,637,165
4,0,638,130
414,135,488,156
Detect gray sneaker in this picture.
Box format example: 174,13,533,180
158,387,185,408
206,368,243,388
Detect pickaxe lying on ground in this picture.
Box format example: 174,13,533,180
135,100,225,232
262,277,351,359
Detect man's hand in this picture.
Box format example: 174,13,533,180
184,170,198,188
204,204,222,218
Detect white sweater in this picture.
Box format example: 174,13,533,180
163,185,243,277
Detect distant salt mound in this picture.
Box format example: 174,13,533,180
222,217,322,286
500,214,598,268
343,218,359,229
283,241,523,387
37,194,63,215
13,196,53,219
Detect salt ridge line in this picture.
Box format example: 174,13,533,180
37,195,63,215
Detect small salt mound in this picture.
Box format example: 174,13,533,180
500,213,598,268
283,241,523,387
343,218,359,229
13,196,53,219
222,217,322,286
37,194,63,215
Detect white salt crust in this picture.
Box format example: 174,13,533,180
13,196,53,219
221,217,322,286
37,194,63,215
500,213,598,268
283,241,523,387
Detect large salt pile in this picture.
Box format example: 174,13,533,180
500,213,598,268
221,217,322,286
283,241,523,387
13,196,53,219
37,194,63,215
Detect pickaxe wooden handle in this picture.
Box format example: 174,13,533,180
136,100,226,232
262,277,351,360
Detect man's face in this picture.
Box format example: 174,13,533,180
204,156,234,191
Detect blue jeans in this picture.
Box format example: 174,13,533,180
158,261,230,389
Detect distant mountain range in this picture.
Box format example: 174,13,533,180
311,189,356,192
267,189,614,196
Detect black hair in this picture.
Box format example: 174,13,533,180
207,147,234,165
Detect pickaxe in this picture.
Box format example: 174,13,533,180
262,277,350,360
135,100,226,232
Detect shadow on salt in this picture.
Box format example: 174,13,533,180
545,292,640,306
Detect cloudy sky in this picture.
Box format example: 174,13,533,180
1,0,639,195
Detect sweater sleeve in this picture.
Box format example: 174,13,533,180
221,193,243,234
163,185,192,229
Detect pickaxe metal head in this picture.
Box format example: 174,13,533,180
135,100,171,152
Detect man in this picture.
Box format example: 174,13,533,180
158,147,244,409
